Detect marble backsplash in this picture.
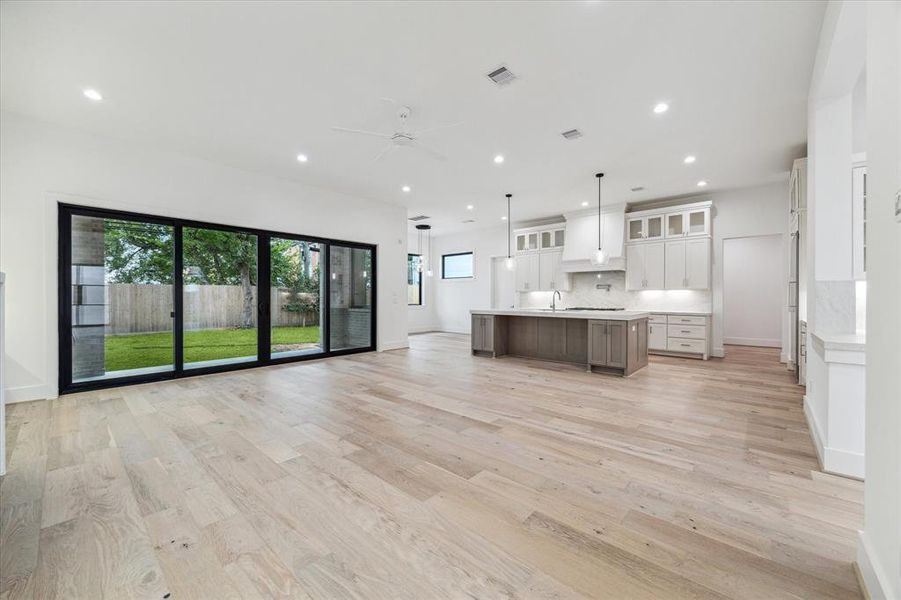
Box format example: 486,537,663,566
518,271,712,313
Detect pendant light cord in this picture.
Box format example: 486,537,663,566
597,174,601,249
506,193,512,258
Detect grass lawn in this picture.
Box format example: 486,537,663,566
105,326,320,372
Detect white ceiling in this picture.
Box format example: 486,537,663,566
0,1,824,234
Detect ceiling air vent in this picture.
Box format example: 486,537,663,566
408,215,430,222
487,66,516,86
462,219,476,223
630,186,645,192
561,129,583,140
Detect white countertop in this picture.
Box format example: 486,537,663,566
471,308,650,320
812,331,866,352
642,309,712,316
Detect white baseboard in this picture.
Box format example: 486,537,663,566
803,395,864,479
407,327,437,335
378,339,410,352
5,383,57,404
723,336,781,347
803,395,826,468
857,530,897,600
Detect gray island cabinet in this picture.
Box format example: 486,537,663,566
470,309,649,376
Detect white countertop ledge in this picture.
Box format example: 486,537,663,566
470,308,650,320
811,331,866,352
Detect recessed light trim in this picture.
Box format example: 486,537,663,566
683,155,696,164
83,88,103,101
493,155,505,164
581,201,589,207
501,216,507,221
401,185,411,193
466,204,474,211
653,102,669,114
697,180,708,187
296,154,308,163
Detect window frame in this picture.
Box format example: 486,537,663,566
58,202,377,395
407,253,423,306
441,251,474,280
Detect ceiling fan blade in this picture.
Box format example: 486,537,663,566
331,126,391,138
412,141,448,162
412,122,463,136
373,144,396,162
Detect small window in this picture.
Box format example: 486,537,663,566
442,252,473,279
407,254,422,305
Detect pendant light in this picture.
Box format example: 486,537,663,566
593,172,608,265
415,224,432,275
504,193,515,270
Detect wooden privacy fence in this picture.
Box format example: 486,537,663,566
107,284,320,334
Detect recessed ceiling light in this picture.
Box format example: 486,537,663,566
296,154,308,163
581,201,589,207
683,155,696,164
501,216,507,221
401,185,411,193
494,155,505,164
653,102,669,114
83,88,103,101
466,204,474,210
697,180,708,187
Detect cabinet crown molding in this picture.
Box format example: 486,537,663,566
625,199,712,220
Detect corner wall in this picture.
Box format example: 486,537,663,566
858,2,900,598
0,111,409,402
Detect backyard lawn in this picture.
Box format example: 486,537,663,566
105,326,320,371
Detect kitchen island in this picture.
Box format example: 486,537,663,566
470,308,649,376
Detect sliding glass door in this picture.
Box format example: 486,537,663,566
59,204,376,393
68,213,175,383
329,245,374,351
183,226,258,369
270,237,323,358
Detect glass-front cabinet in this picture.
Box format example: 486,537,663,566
540,228,565,250
515,231,539,253
665,207,709,238
627,215,663,241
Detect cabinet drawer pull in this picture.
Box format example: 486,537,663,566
680,343,691,347
681,330,691,334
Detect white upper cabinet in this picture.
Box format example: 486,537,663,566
538,250,570,291
516,231,540,253
540,228,565,250
625,244,645,290
665,207,709,238
626,241,665,290
515,253,539,291
664,238,710,290
627,215,664,242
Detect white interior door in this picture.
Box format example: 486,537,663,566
492,257,516,309
723,235,783,347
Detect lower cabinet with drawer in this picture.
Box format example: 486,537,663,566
647,313,710,360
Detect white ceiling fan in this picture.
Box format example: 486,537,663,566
331,101,460,162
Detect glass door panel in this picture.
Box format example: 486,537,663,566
628,219,644,240
70,215,175,382
666,213,685,237
647,215,663,239
270,237,324,358
182,227,258,368
688,210,707,235
329,245,373,351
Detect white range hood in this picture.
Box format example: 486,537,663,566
560,203,626,272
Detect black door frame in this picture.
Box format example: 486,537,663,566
58,202,377,394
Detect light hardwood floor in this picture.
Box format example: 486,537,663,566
1,334,863,599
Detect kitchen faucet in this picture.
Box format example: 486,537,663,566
551,289,562,311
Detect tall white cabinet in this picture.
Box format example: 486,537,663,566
625,200,712,291
514,223,571,292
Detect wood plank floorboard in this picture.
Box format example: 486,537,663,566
1,334,863,599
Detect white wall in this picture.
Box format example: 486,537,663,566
722,235,784,347
0,111,409,402
859,1,900,598
429,225,507,334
